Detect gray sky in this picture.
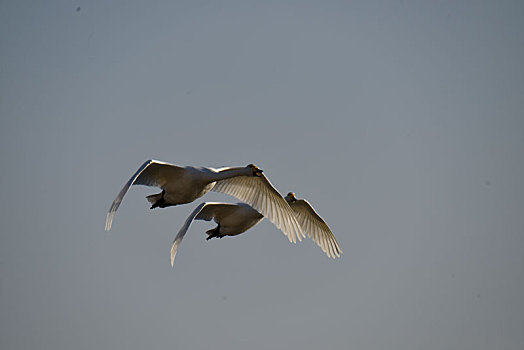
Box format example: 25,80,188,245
1,1,523,349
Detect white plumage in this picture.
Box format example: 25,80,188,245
170,202,264,266
285,192,342,259
105,160,304,243
170,193,342,266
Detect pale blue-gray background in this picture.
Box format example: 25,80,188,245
1,1,523,349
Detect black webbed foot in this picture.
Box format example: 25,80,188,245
150,190,170,209
206,224,221,240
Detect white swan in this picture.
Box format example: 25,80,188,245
105,160,304,243
170,193,341,266
170,202,264,266
284,192,342,259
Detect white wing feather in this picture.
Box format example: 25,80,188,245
105,159,183,231
170,202,211,267
290,199,342,258
211,174,305,243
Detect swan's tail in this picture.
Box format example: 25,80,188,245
146,192,162,204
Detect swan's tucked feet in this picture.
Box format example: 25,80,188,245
206,225,221,240
150,200,164,209
149,190,168,209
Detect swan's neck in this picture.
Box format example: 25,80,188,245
212,167,251,181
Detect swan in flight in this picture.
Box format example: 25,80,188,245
170,193,341,266
105,160,304,243
170,202,264,266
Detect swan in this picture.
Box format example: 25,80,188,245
170,193,341,266
170,202,264,266
284,192,342,259
105,160,304,243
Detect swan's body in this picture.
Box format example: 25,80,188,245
170,202,264,266
285,192,342,259
170,192,341,266
105,160,303,243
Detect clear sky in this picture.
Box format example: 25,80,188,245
1,1,523,349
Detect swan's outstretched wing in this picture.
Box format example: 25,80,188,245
105,159,184,231
289,199,342,258
211,174,305,243
170,202,230,267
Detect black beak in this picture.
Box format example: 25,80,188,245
255,169,264,176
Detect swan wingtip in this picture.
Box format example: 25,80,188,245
170,242,179,267
105,212,114,231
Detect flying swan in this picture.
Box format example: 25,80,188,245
105,160,304,243
170,192,342,266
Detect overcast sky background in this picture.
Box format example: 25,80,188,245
1,1,523,349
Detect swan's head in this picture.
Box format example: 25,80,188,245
247,164,263,177
285,192,297,203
